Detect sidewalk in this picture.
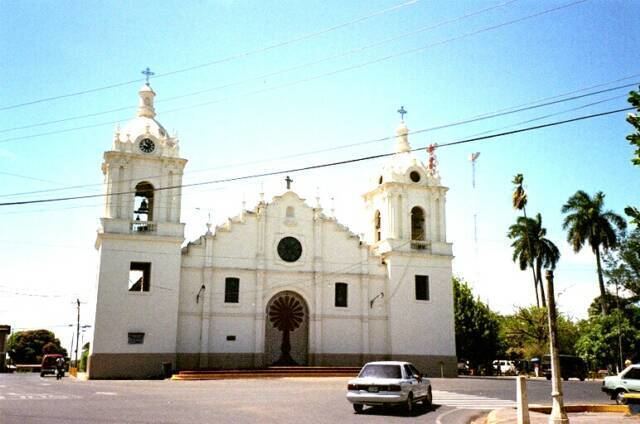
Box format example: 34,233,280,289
486,406,639,423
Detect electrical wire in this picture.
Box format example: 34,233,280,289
0,0,588,145
1,77,634,200
0,0,420,112
0,105,631,208
0,0,518,135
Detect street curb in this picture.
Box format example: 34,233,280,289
528,404,630,413
486,405,632,424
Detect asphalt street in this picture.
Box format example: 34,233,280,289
0,374,611,424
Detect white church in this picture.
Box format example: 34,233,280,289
88,83,456,379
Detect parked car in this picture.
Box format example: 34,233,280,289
541,355,587,381
492,360,516,375
40,354,65,377
602,364,640,404
346,361,432,414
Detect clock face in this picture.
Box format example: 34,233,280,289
139,138,155,153
277,237,302,262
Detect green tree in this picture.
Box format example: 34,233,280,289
79,342,90,372
605,230,640,301
453,277,502,372
626,87,640,166
501,306,578,360
508,213,560,308
575,309,640,371
6,329,67,364
561,190,627,315
511,174,540,306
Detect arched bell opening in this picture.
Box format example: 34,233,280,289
133,182,154,222
411,206,426,249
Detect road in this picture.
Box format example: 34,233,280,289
0,374,610,424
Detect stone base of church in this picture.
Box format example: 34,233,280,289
88,353,176,379
88,352,457,379
176,353,265,370
176,352,457,378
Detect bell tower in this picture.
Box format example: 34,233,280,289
363,114,448,252
89,78,188,379
362,109,456,374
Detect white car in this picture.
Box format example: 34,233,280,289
602,364,640,404
346,361,432,414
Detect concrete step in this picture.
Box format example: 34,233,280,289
172,366,361,381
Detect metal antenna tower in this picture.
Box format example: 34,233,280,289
469,152,481,245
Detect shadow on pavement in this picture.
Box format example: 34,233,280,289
355,404,441,418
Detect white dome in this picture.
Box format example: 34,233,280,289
121,116,169,142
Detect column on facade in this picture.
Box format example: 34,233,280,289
121,165,133,220
104,163,115,219
429,189,437,243
359,248,370,358
312,207,323,364
395,193,403,240
253,202,267,367
198,235,214,368
115,164,125,219
167,169,175,223
438,188,446,242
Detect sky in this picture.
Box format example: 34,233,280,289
0,0,639,354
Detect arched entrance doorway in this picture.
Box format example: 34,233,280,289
265,291,309,366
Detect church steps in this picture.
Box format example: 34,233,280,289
171,366,360,380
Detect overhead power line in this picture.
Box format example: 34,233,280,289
0,0,587,145
0,0,419,112
0,0,517,135
0,106,631,208
0,82,631,199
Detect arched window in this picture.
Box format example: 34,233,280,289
133,182,154,223
374,210,381,242
411,206,425,241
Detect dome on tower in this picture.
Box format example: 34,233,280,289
113,83,180,157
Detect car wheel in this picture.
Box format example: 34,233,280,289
422,386,433,411
353,404,364,414
545,375,551,380
405,393,414,415
615,390,627,405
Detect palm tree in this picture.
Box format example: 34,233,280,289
511,174,540,306
562,190,627,315
508,214,560,307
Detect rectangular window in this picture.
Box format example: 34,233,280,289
335,282,348,307
224,277,240,303
415,275,429,301
129,262,151,292
128,332,145,344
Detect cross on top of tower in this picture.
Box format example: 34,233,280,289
285,175,293,190
141,67,155,85
397,106,407,121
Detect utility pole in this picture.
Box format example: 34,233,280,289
469,152,480,246
545,270,568,424
75,299,80,367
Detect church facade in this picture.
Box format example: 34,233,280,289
88,84,456,379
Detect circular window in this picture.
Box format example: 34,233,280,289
277,237,303,262
409,171,421,182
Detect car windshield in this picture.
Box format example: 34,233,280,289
359,364,402,379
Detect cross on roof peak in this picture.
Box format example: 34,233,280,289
285,176,293,190
397,106,407,121
141,67,155,85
